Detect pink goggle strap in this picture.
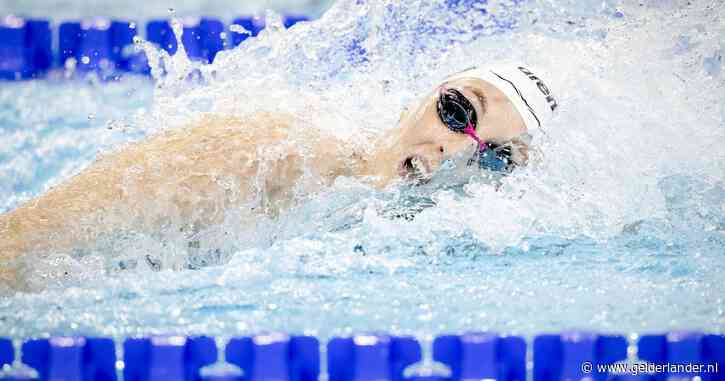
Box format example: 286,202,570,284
463,122,487,152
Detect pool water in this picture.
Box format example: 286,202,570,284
0,0,334,20
0,0,724,339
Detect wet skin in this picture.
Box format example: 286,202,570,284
367,76,529,184
0,77,531,289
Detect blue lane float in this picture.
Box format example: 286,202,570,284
59,19,144,76
327,335,421,381
110,21,137,71
25,20,52,76
0,16,51,79
124,336,217,381
0,17,24,79
225,334,319,381
0,338,12,368
0,14,312,81
433,333,526,381
197,18,225,64
78,19,116,72
145,19,176,55
533,332,628,381
22,337,116,381
58,21,81,67
0,333,722,381
638,333,725,381
146,18,225,64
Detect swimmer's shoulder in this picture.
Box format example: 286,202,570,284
179,112,303,145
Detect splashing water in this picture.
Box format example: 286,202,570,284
0,0,723,338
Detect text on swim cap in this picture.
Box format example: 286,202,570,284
518,66,558,111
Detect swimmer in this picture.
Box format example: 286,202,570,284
0,64,556,288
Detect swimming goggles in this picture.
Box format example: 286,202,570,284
436,87,486,149
436,87,511,171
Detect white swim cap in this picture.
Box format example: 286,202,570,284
445,64,558,138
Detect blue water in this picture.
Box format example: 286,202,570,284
0,0,724,339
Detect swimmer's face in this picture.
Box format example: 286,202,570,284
392,77,527,182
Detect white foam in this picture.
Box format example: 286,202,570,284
0,0,723,336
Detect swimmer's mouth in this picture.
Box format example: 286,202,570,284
399,155,432,184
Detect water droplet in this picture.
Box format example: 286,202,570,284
229,24,251,35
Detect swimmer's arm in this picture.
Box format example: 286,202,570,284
0,152,132,287
0,114,262,274
0,112,347,288
0,139,145,263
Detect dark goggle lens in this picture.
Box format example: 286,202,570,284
437,88,477,133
